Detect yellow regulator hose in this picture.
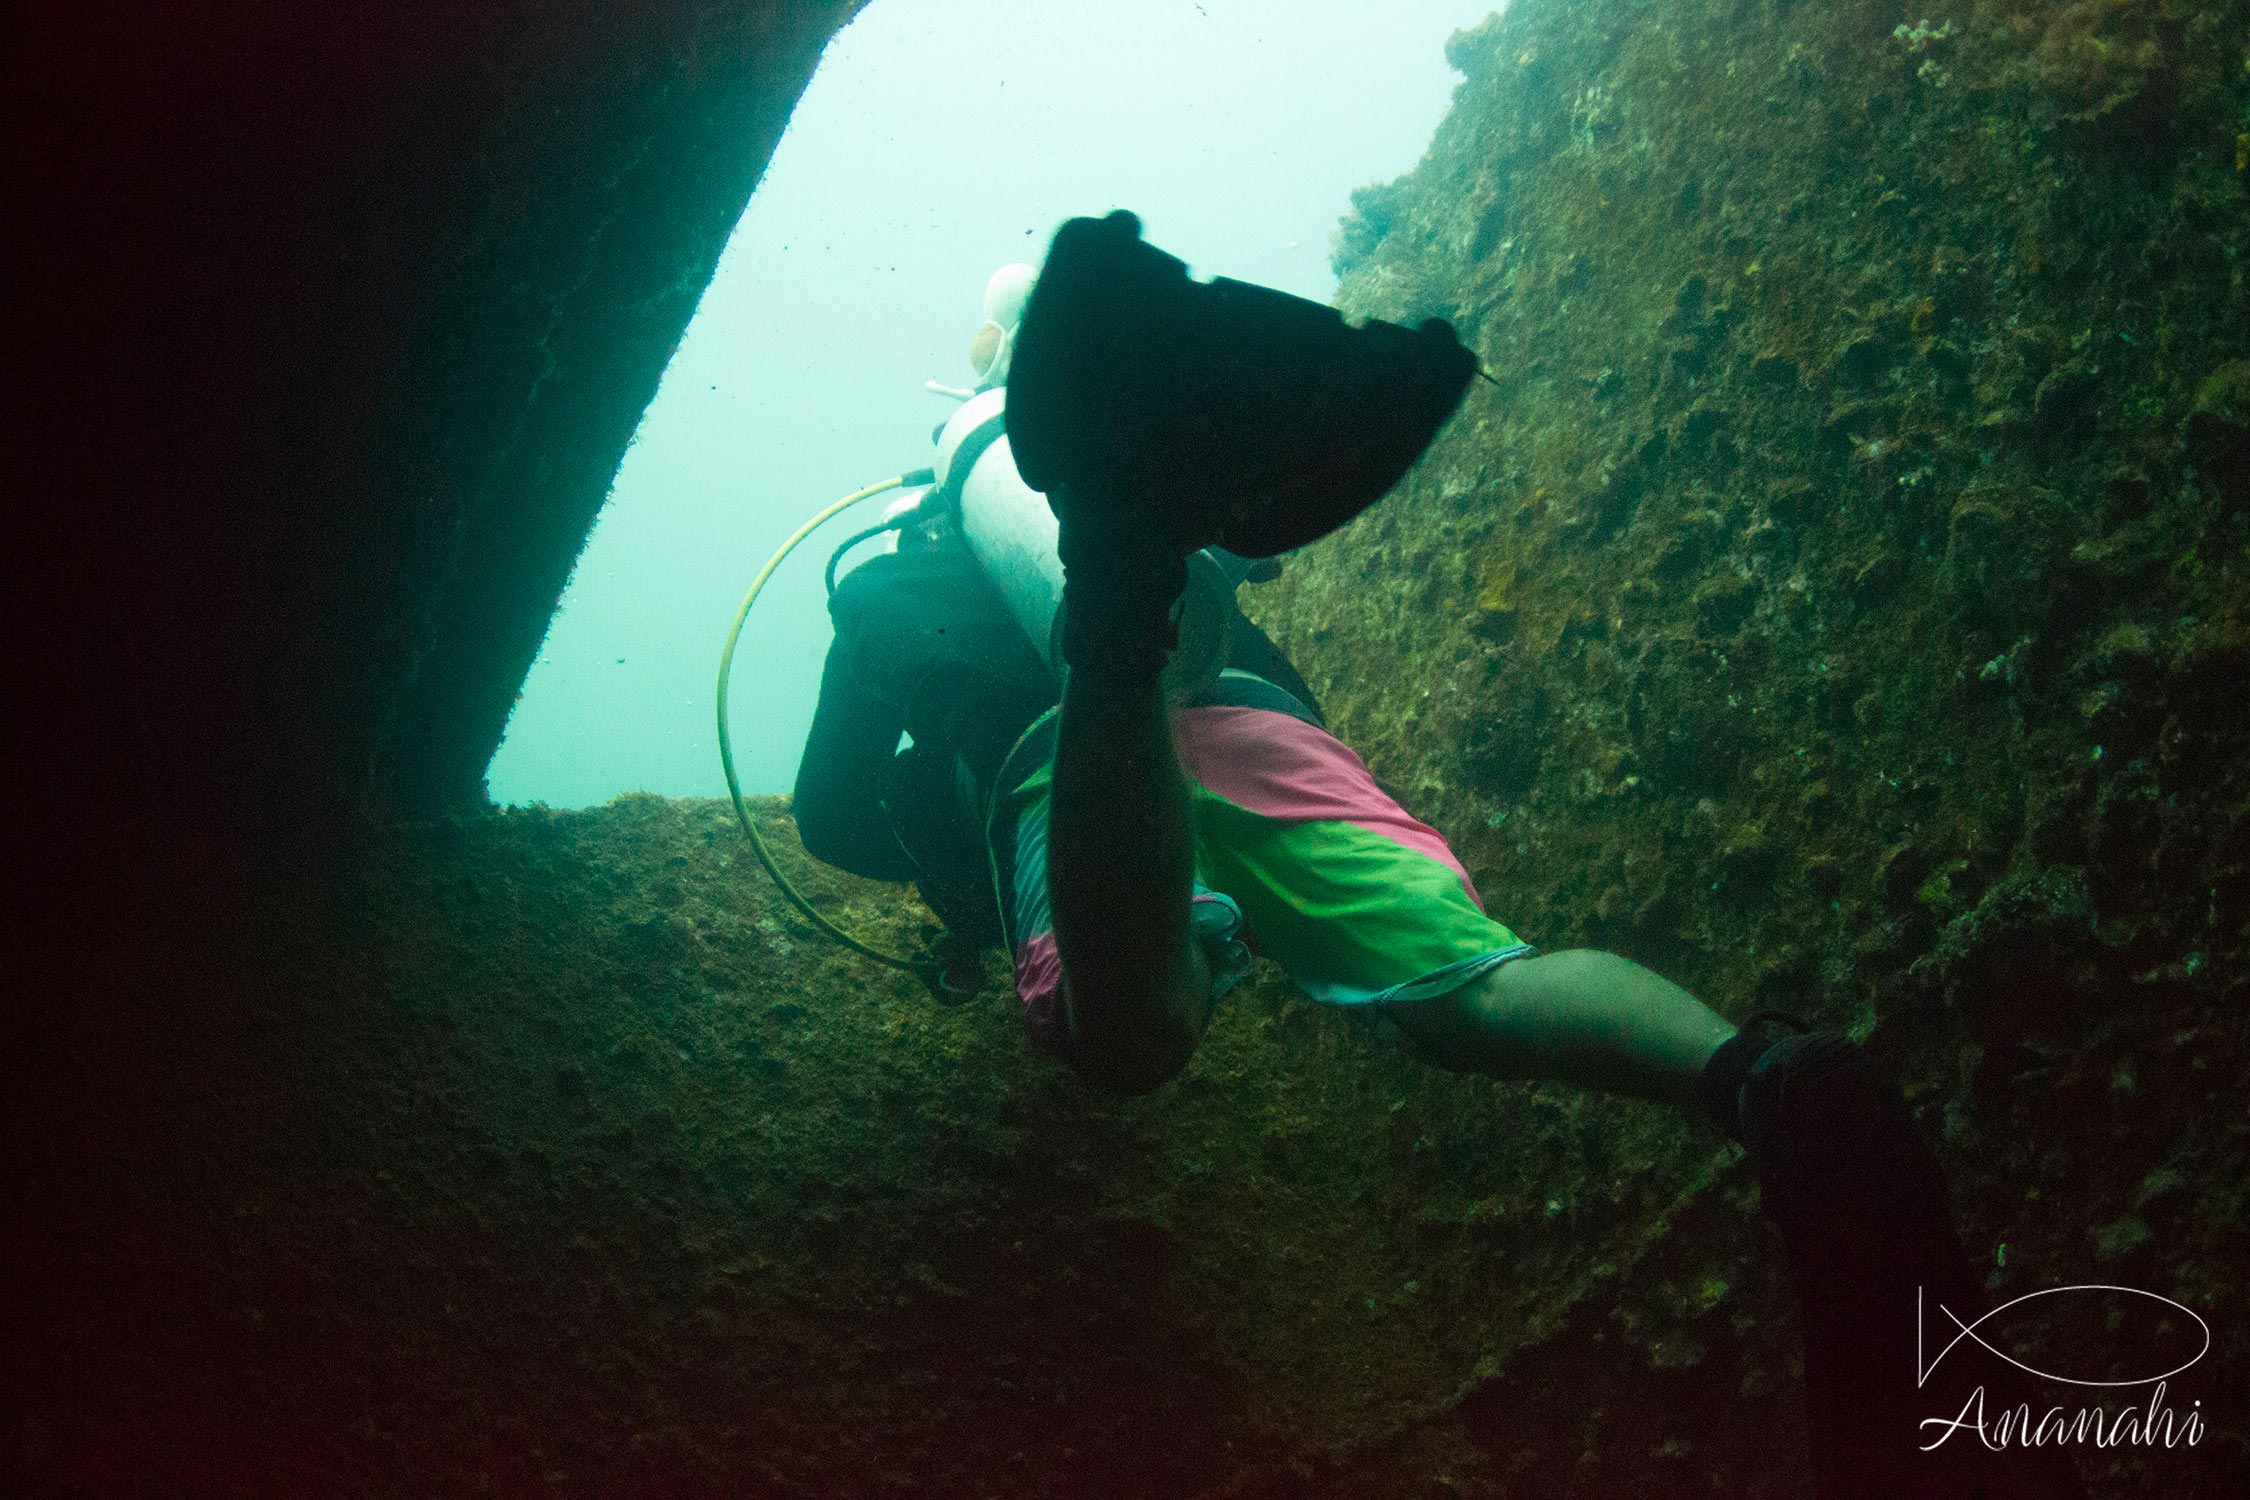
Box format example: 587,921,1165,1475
717,474,921,970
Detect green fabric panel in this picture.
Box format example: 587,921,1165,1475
1187,784,1521,998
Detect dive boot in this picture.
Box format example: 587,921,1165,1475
1729,1030,2084,1499
1006,210,1479,560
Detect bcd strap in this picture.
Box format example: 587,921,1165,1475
931,410,1012,521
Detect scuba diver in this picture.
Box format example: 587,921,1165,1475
786,213,2082,1500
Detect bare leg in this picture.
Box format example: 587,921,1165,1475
1388,948,1735,1111
1047,653,1212,1093
1042,512,1212,1094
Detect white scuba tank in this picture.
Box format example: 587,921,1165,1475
932,387,1230,694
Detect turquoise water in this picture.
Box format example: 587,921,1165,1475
488,0,1498,808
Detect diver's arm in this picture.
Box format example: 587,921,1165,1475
1045,514,1211,1093
792,637,915,881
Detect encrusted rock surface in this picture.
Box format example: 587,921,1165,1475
19,799,1716,1494
1251,0,2250,1490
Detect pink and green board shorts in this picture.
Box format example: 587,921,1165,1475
991,670,1533,1050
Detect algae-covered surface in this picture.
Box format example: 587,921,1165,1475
1248,0,2250,1490
21,797,1740,1494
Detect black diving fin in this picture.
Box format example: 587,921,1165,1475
1006,210,1478,559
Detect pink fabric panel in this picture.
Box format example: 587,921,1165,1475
1012,930,1065,1051
1174,704,1483,907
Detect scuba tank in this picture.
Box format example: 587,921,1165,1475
930,386,1238,698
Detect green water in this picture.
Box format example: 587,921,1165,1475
488,0,1500,809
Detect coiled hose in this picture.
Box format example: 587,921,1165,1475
716,470,933,971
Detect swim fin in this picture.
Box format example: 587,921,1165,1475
1007,210,1478,560
1739,1033,2087,1499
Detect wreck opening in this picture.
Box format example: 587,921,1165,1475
491,0,1493,811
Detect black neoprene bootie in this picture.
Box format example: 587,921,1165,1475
1716,1029,2084,1499
1736,1032,1959,1283
1696,1009,1807,1139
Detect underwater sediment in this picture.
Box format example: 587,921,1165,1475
23,800,1732,1492
11,0,2247,1495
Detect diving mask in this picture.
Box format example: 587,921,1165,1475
967,318,1014,386
968,262,1037,388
